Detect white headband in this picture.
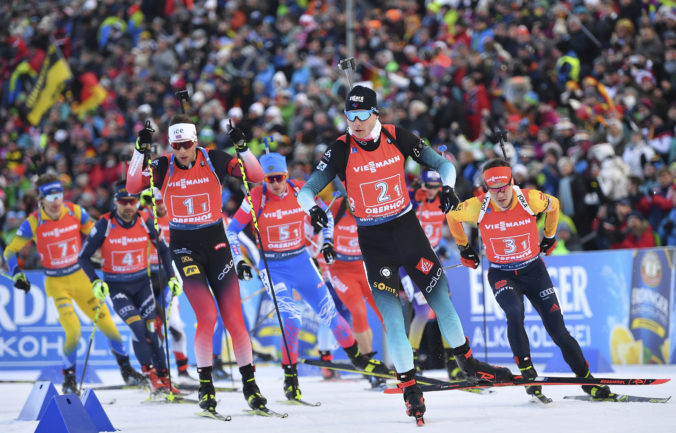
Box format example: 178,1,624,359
168,123,197,143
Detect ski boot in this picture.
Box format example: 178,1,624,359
62,367,79,395
117,355,146,386
579,370,614,399
452,337,514,382
282,363,302,401
213,355,232,380
397,369,425,425
517,356,551,402
444,348,465,380
158,369,181,394
142,365,165,393
240,364,267,409
319,350,340,380
345,342,391,375
197,366,217,411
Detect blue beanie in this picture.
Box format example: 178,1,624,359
421,170,442,184
114,182,138,200
259,152,287,174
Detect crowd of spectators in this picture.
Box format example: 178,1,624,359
3,0,676,268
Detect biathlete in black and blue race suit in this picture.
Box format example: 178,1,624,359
297,85,513,420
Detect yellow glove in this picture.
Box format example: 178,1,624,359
168,277,183,296
92,279,109,300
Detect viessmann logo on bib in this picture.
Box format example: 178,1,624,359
352,155,401,173
168,177,210,189
41,224,78,237
484,219,531,231
109,236,146,246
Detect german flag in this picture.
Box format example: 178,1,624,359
24,43,72,126
71,72,107,116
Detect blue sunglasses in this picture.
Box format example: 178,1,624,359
344,109,374,122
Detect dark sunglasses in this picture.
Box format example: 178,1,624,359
170,141,195,150
265,174,287,184
116,198,139,206
344,109,374,122
423,183,442,189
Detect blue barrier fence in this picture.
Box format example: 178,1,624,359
0,248,673,370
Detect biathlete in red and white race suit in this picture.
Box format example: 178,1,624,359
398,170,464,380
126,114,268,413
79,183,181,394
226,152,391,401
297,85,513,419
139,187,194,382
446,159,614,401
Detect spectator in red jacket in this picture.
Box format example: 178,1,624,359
614,211,657,249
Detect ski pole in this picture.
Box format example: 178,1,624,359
79,300,103,394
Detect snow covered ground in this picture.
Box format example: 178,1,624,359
1,364,675,433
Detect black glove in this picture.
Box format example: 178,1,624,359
236,260,252,281
459,244,480,269
136,123,154,153
437,246,449,259
664,220,674,235
439,186,460,213
321,241,336,264
13,272,31,293
309,205,328,231
227,122,247,152
539,236,557,256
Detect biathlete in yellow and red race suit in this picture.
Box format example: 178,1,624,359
446,158,614,401
3,174,143,395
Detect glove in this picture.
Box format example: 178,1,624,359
539,236,557,256
167,277,183,296
664,220,674,235
439,186,460,213
13,272,30,293
136,125,153,153
437,246,449,259
321,241,336,265
414,188,426,202
309,205,328,231
140,189,153,206
92,279,110,300
236,260,252,281
227,124,247,152
459,244,480,269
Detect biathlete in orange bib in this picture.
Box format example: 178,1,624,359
446,158,614,402
297,85,513,420
126,114,269,414
226,152,390,402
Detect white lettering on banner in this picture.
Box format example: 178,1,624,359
470,323,591,349
0,286,13,330
41,224,78,238
352,155,401,173
14,287,44,326
548,266,592,318
631,288,669,319
468,268,504,319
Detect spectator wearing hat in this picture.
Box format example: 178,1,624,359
637,166,674,230
615,210,658,249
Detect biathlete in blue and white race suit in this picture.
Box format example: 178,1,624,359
296,85,513,419
226,152,390,402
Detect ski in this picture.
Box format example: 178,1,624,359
564,394,671,403
90,383,151,391
278,398,322,407
385,376,671,394
144,393,200,404
195,408,231,421
303,359,446,386
530,392,553,404
173,383,238,393
243,407,289,418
